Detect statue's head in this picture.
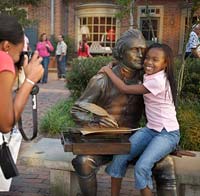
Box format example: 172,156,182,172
112,29,146,70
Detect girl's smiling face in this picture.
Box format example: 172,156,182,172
143,47,167,75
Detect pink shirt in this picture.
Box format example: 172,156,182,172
0,51,15,74
36,40,54,57
143,70,179,132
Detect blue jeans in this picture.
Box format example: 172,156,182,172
41,56,50,83
56,55,66,78
105,127,180,190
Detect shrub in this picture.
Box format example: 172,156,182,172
39,98,76,136
176,58,200,101
66,56,113,98
177,100,200,151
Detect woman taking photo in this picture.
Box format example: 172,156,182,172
0,14,44,134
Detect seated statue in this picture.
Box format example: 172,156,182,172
71,29,177,196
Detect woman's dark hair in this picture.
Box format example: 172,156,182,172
39,33,47,41
81,38,87,52
143,43,177,105
0,15,24,45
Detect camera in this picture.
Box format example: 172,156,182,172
15,51,33,70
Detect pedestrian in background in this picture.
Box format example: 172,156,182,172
55,34,67,80
77,37,92,59
185,24,200,59
36,33,54,83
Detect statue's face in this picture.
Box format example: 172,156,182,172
122,39,146,70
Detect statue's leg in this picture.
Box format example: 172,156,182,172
72,155,112,196
153,155,177,196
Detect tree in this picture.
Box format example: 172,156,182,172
115,0,134,28
0,0,41,27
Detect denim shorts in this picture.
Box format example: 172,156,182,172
105,127,180,190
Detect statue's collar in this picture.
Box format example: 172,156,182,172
119,63,137,80
119,63,134,74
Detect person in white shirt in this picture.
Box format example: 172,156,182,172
185,24,200,58
55,34,67,80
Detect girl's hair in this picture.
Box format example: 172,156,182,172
39,33,47,41
0,15,24,45
143,43,177,105
81,38,87,52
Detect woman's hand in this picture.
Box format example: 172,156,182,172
23,51,44,83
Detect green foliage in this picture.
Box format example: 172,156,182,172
39,98,76,136
115,0,132,20
64,35,76,61
179,58,200,100
66,56,113,98
177,100,200,151
0,0,40,27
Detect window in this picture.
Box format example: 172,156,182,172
79,16,117,48
138,6,163,45
75,3,120,53
140,18,159,42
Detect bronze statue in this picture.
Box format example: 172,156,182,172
71,29,177,196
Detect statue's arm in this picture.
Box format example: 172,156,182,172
71,74,107,125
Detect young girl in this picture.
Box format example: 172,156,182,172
99,43,180,196
77,37,92,59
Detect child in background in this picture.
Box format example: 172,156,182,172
99,43,180,196
77,37,92,59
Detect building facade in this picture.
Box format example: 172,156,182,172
25,0,199,56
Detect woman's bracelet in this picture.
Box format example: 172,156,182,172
26,78,35,86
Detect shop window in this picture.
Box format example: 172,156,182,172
138,6,163,44
79,16,117,48
140,18,159,43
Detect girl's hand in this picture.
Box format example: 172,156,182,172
23,51,44,83
98,65,112,74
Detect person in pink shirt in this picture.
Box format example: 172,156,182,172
99,43,180,196
36,33,54,83
0,15,43,134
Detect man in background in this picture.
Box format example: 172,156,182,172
185,24,200,58
55,34,67,80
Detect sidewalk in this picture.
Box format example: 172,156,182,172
0,72,138,196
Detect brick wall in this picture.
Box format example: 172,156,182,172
26,0,199,56
28,0,51,38
136,0,183,55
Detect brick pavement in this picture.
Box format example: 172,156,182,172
0,72,140,196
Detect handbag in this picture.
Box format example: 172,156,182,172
0,132,19,179
0,79,39,179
